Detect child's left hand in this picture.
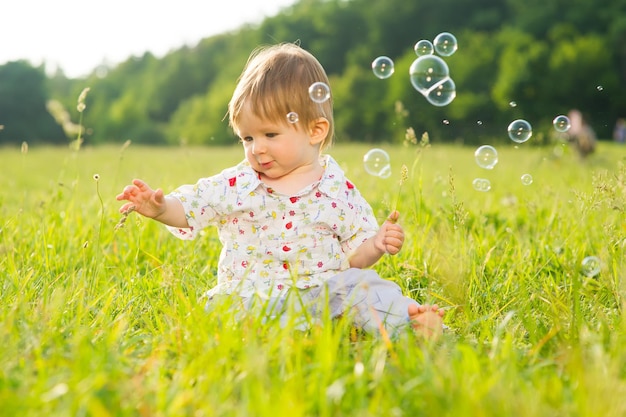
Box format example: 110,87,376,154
376,210,404,255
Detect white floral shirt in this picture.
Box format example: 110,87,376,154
166,155,378,298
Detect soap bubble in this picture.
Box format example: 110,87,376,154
308,82,331,103
474,145,498,169
371,56,395,79
509,101,517,108
520,173,533,185
553,115,571,132
425,77,456,106
363,148,391,178
286,112,299,124
409,55,456,106
409,55,450,94
581,256,601,277
414,40,434,56
507,119,532,143
472,178,491,192
433,32,458,56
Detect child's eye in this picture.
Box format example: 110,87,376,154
242,136,253,142
266,133,278,138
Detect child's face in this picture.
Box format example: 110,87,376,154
236,107,320,180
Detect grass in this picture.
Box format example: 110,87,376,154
1,140,626,416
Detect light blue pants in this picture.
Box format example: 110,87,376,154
206,268,420,337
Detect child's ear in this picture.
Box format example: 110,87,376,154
309,117,329,145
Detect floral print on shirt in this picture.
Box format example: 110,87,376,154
166,155,378,298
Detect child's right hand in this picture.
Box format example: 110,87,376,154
116,179,166,219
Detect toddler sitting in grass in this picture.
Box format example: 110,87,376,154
117,42,444,339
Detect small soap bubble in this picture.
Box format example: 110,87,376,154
409,55,450,94
443,119,450,125
507,119,532,143
433,32,458,56
509,101,517,108
474,145,498,170
371,56,395,79
581,256,601,277
425,77,456,107
363,148,392,178
596,85,604,91
472,178,492,192
553,144,565,158
477,120,483,125
286,112,299,124
552,115,571,132
414,40,434,56
520,173,533,185
309,82,331,103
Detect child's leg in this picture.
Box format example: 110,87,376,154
205,290,321,331
325,268,444,338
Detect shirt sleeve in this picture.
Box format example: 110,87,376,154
337,183,379,255
164,176,224,240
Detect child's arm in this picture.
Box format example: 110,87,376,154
348,210,404,269
116,179,188,228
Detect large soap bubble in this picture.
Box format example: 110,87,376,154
371,56,395,79
363,148,391,178
475,145,498,169
507,119,533,143
409,55,450,94
409,55,456,106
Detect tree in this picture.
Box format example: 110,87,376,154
167,74,236,146
39,0,626,145
0,61,65,145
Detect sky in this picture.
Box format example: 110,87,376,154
2,0,298,78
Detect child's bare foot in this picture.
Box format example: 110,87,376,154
408,303,445,339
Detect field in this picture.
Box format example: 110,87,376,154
2,140,626,416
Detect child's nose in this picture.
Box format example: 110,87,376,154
252,139,266,154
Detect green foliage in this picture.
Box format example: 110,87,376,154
332,65,394,142
492,30,550,111
167,74,237,146
2,0,626,146
0,61,66,144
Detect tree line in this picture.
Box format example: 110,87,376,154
1,0,625,147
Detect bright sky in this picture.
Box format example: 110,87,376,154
2,0,298,78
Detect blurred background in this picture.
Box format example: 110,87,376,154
1,0,624,147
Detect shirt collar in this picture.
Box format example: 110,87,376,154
317,155,345,198
233,160,262,196
234,154,345,198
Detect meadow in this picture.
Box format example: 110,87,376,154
1,139,626,416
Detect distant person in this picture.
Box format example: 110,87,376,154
117,42,445,339
568,109,597,158
614,118,626,143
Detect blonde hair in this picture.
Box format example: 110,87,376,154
228,42,334,151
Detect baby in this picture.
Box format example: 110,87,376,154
117,42,444,338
